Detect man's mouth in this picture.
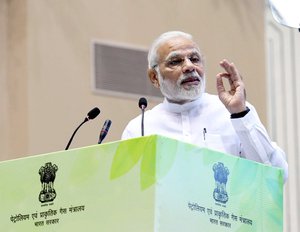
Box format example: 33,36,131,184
181,77,200,85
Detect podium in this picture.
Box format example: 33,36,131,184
0,135,284,231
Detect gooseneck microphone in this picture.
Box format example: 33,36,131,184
98,119,112,144
86,107,100,120
65,107,100,150
138,97,147,136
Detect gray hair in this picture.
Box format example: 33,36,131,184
147,31,194,69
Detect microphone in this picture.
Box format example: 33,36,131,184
139,97,147,110
86,107,100,120
98,119,112,144
138,97,147,136
65,107,100,150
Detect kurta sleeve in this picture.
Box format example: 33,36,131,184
231,105,288,181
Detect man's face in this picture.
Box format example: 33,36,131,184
153,36,205,104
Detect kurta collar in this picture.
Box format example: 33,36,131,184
162,95,204,113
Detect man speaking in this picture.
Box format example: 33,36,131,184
122,31,288,181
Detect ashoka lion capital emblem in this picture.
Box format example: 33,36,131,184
39,162,58,203
213,162,229,204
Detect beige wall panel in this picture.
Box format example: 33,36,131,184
1,0,266,158
0,0,9,158
0,0,29,160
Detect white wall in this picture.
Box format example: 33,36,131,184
266,7,300,232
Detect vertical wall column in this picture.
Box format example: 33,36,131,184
0,0,9,158
266,8,300,232
0,0,29,160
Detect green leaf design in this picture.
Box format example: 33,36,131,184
110,136,156,181
110,135,180,190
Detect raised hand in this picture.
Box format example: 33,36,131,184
216,59,246,114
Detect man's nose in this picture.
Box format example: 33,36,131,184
182,58,195,73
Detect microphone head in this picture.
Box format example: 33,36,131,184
103,119,112,129
87,107,100,120
138,97,148,109
98,119,112,144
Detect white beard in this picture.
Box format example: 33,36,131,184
157,69,206,103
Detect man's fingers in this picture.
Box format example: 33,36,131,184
219,59,241,82
217,73,235,91
216,73,226,94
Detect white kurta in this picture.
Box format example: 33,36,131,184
122,93,288,180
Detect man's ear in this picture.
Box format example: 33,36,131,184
148,68,160,88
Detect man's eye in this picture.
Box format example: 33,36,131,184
190,57,200,63
168,59,183,66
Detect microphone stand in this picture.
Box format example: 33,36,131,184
141,106,145,136
64,107,100,150
138,97,147,137
65,118,88,150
